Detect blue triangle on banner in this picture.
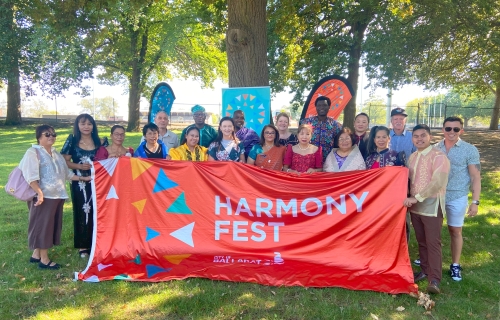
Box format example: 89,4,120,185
166,192,192,214
153,169,178,193
128,254,142,265
145,227,160,242
146,265,172,278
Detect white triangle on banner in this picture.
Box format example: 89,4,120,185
170,222,195,247
99,158,119,177
258,104,264,109
106,185,119,200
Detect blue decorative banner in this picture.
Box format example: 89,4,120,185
149,82,176,122
222,87,271,135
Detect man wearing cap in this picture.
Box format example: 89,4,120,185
180,105,217,148
233,110,260,159
390,107,415,247
389,107,416,160
300,96,343,163
435,116,481,282
141,111,179,149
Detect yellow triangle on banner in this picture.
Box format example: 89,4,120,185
249,105,253,109
250,95,255,101
227,104,233,110
130,158,153,180
164,254,191,265
132,199,147,214
258,118,264,124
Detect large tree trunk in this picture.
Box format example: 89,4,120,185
126,26,147,132
226,0,269,88
5,56,22,125
344,21,368,128
489,83,500,130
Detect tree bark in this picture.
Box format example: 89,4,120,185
126,26,147,132
226,0,269,88
489,83,500,130
5,56,22,125
344,21,368,128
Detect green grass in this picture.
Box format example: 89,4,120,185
0,124,499,319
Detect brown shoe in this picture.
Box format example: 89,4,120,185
427,280,440,294
413,271,427,282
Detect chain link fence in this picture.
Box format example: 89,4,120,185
361,103,495,128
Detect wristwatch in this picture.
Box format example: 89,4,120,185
471,200,480,205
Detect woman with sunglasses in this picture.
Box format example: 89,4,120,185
19,125,92,269
247,125,286,171
62,114,107,258
95,125,133,160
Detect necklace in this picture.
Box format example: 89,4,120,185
264,144,273,150
298,144,310,150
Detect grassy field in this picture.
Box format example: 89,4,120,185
0,124,499,319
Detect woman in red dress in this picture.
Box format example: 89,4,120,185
282,124,323,174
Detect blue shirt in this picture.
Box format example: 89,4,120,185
435,139,480,202
389,129,416,160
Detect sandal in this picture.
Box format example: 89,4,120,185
29,257,41,263
79,249,91,258
38,260,61,270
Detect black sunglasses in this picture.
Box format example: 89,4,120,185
42,132,57,137
444,127,461,133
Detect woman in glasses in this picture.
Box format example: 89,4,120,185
62,114,107,258
323,128,366,172
365,126,406,169
95,125,134,160
19,125,91,269
247,125,286,171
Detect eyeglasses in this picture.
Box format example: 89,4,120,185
445,127,461,132
338,137,351,142
42,132,57,137
193,113,205,117
264,131,276,135
113,133,125,137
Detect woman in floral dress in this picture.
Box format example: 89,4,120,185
208,117,245,162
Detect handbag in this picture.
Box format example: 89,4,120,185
5,148,39,201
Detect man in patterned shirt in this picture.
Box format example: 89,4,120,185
300,96,342,163
405,124,450,294
435,116,481,282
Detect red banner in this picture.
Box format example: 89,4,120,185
78,158,417,294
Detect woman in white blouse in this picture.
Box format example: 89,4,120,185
19,125,91,270
323,127,366,172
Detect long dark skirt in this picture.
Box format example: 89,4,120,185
70,180,94,248
28,198,65,250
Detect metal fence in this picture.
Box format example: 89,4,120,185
361,103,496,128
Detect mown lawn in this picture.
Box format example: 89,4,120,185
0,124,499,319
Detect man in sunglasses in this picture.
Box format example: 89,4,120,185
435,116,481,282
